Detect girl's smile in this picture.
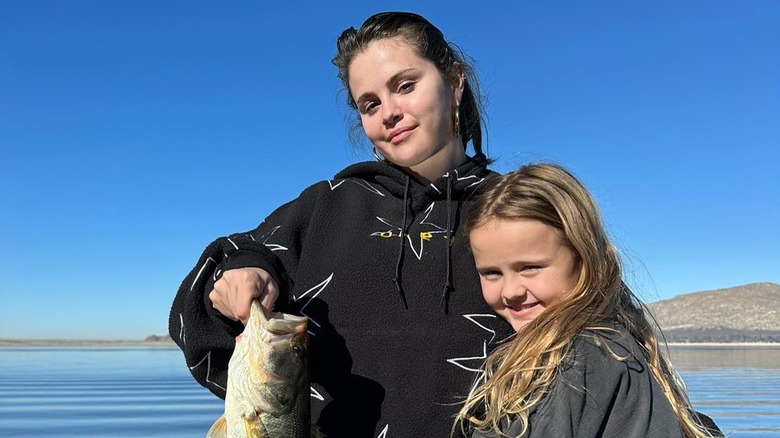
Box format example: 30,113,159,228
469,218,580,331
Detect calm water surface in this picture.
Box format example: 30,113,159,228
0,347,223,437
670,345,780,437
0,346,778,437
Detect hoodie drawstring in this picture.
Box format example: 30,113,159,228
393,175,410,309
441,175,453,314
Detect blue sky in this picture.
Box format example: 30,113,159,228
2,1,778,340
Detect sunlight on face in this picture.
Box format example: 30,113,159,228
469,218,579,331
347,37,464,181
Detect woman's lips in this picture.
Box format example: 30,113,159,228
388,127,413,144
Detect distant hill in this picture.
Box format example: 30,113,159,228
144,334,174,343
0,334,175,347
646,282,780,342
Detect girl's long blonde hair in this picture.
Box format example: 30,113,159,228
454,163,715,438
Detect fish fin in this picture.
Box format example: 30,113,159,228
205,414,228,438
245,417,268,438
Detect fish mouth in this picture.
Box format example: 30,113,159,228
265,312,308,335
249,303,308,335
244,306,309,383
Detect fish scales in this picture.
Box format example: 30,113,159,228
206,301,313,438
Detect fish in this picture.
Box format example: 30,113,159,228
206,300,314,438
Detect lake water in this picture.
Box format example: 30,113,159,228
0,346,778,437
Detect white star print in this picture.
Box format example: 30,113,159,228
254,225,288,252
461,313,499,344
178,313,185,345
447,341,488,374
370,202,451,260
189,351,226,392
429,169,486,194
310,386,325,401
293,273,334,335
190,257,216,292
446,314,501,393
226,238,239,250
408,202,450,259
328,178,386,196
327,180,346,190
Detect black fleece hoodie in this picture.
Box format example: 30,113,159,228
169,155,513,437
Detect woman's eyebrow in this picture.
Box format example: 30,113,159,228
354,68,418,105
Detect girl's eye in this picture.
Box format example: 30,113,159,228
522,266,541,274
479,270,501,280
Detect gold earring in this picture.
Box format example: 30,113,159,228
453,107,460,137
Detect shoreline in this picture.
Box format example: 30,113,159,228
1,339,778,348
667,342,780,347
0,339,177,348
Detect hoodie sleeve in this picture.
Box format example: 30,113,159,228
167,184,321,399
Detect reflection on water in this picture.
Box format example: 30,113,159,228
0,348,224,437
0,346,778,437
668,345,780,437
669,344,780,370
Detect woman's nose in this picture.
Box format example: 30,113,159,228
382,99,403,126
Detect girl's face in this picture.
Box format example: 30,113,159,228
469,218,580,331
347,37,464,181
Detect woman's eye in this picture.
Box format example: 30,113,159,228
362,101,379,114
398,81,415,93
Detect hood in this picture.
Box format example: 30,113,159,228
334,154,495,209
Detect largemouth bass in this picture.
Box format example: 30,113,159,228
206,301,312,438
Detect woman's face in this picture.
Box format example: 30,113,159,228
347,37,464,180
469,218,580,332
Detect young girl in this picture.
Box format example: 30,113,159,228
169,12,514,437
455,163,720,437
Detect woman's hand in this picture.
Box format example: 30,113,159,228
208,267,279,326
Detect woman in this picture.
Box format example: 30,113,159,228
169,12,513,437
455,163,721,437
